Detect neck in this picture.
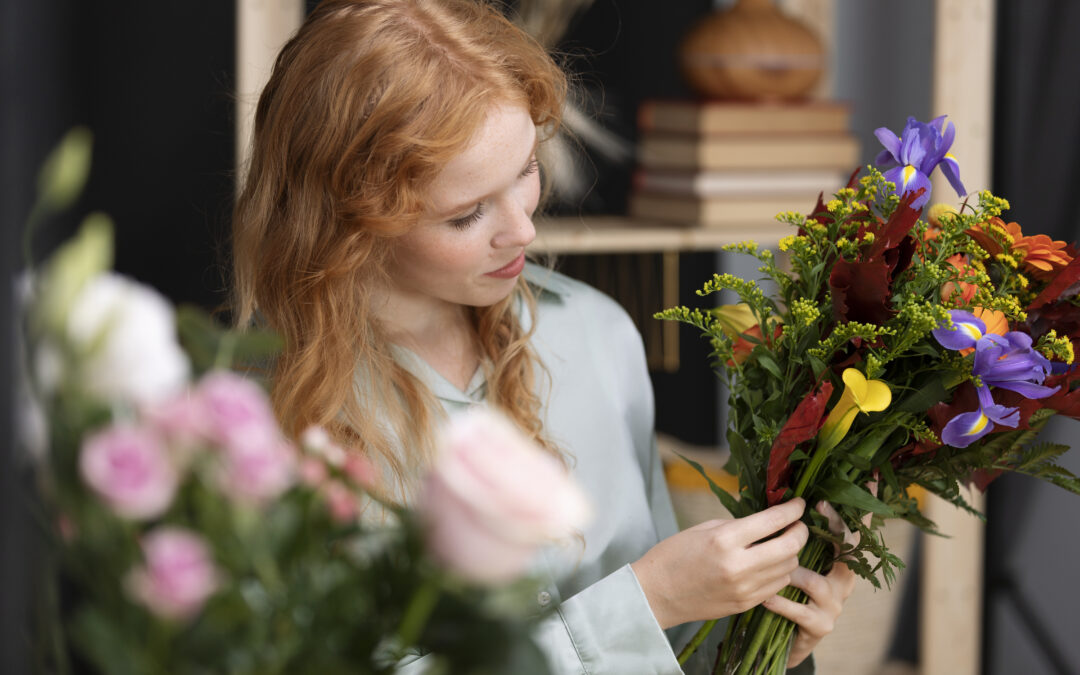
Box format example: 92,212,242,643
377,290,480,391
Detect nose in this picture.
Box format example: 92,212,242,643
490,200,536,249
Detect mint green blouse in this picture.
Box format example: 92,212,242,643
393,264,811,675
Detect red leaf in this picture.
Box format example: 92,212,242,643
868,190,924,258
1029,256,1080,310
766,381,834,505
970,468,1004,492
1036,368,1080,419
829,258,894,325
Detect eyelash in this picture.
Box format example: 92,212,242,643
449,202,485,230
447,159,538,230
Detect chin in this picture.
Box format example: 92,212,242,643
462,280,518,308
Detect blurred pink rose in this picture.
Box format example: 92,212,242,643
79,424,178,520
300,425,346,467
298,457,329,486
125,527,220,620
144,390,214,449
323,480,359,523
218,436,297,504
196,371,279,452
419,409,591,585
343,454,377,489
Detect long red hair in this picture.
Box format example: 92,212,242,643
231,0,567,500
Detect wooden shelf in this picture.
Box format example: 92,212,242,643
532,216,793,254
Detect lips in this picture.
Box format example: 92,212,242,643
485,251,526,279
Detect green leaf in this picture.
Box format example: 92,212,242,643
895,377,949,413
997,441,1080,495
69,606,150,675
817,477,895,516
675,452,744,517
756,354,784,380
176,304,282,374
37,126,93,212
36,214,114,333
787,449,810,463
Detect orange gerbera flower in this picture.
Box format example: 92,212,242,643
941,254,978,305
973,307,1008,335
967,217,1073,280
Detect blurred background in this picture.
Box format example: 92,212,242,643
4,1,1079,673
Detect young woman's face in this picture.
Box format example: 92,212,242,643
385,103,540,311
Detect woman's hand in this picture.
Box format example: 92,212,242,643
762,501,860,668
630,498,808,629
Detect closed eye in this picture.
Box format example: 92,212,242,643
521,158,539,178
449,202,485,230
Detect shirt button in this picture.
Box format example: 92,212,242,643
537,591,552,607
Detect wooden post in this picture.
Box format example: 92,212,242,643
778,0,835,99
922,2,996,674
235,0,304,181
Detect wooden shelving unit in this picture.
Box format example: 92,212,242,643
532,216,792,254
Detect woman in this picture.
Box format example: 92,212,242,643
232,1,855,672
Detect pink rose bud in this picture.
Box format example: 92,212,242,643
298,457,329,487
323,480,359,523
196,371,279,452
419,408,591,585
343,453,377,489
79,424,179,520
218,437,297,504
300,425,346,467
125,527,220,620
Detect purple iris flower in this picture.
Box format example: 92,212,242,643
933,311,1059,447
874,116,967,209
930,309,986,351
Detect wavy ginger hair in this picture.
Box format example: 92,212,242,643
232,0,567,500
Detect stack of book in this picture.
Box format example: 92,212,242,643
629,100,859,227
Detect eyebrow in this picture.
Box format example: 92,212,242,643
434,140,540,219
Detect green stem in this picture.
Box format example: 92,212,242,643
396,576,441,650
735,612,778,675
679,619,718,665
792,440,829,498
718,536,830,675
23,201,45,271
213,332,237,370
45,556,71,675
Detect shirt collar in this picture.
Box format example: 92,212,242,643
390,344,486,405
523,262,573,301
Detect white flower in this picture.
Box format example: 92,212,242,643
67,273,190,407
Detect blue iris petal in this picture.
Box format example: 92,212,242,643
932,310,986,351
883,165,932,208
941,409,996,447
940,319,1057,448
873,115,966,206
873,127,902,167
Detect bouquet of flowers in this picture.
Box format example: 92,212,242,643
20,130,590,674
658,116,1080,675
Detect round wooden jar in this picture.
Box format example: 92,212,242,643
679,0,825,101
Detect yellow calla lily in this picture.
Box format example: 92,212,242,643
816,368,892,455
710,303,757,339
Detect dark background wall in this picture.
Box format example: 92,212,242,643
3,2,235,672
985,2,1080,673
